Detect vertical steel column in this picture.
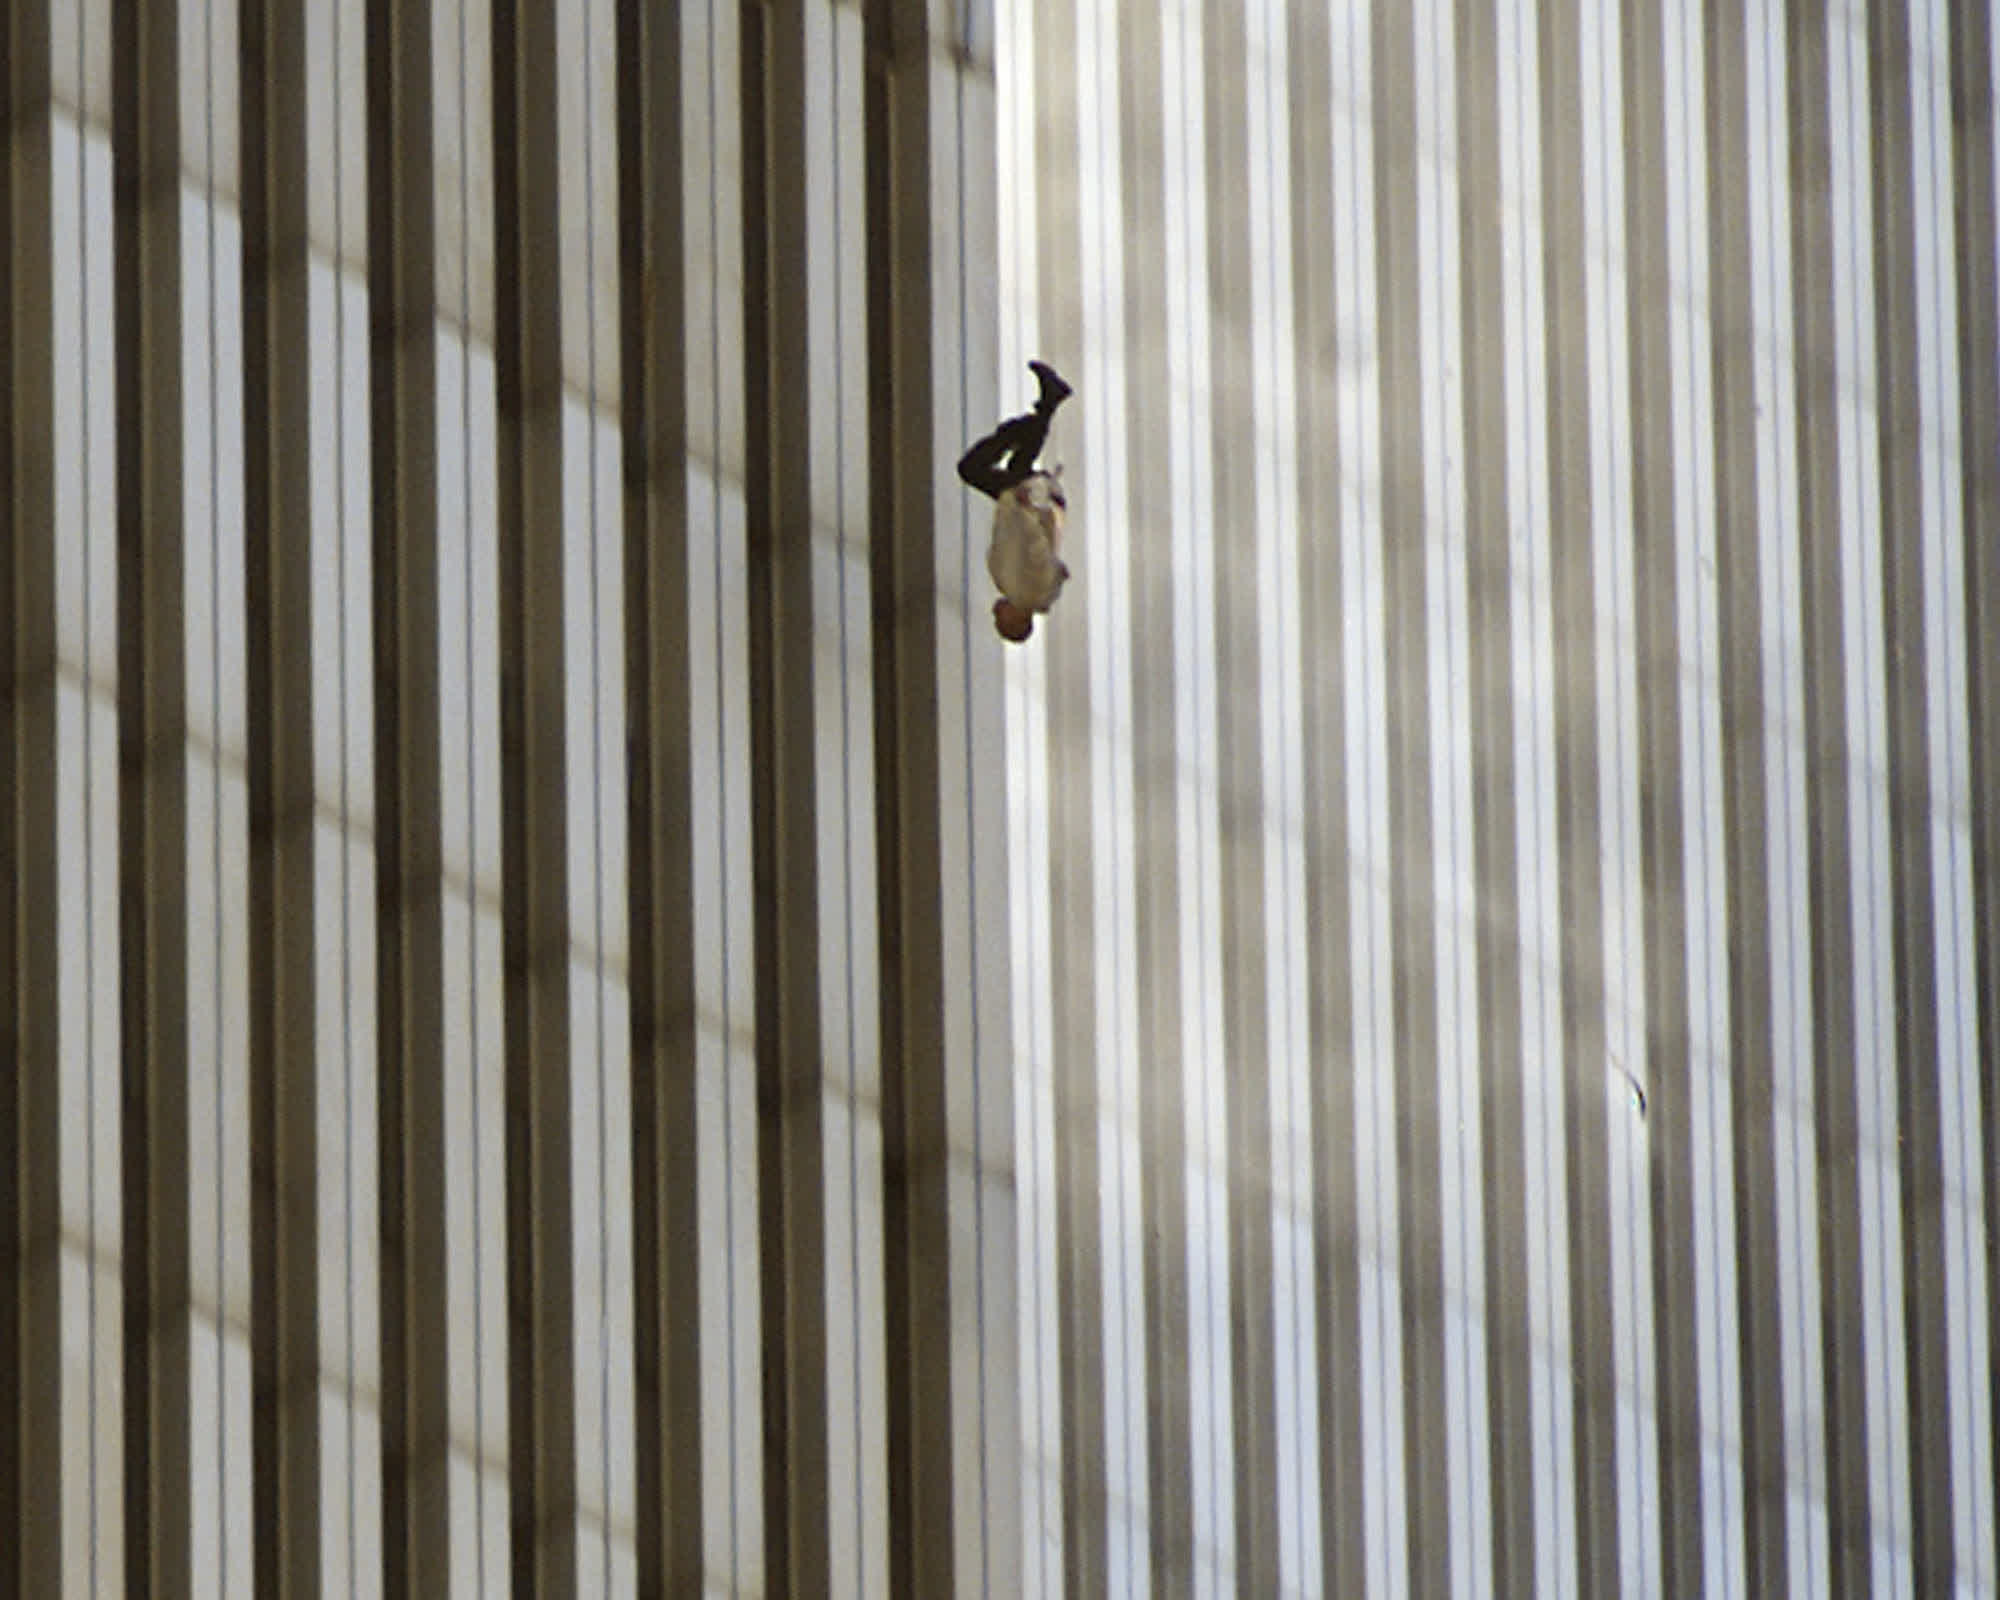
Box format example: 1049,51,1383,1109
1868,0,1958,1581
1455,0,1539,1586
1292,0,1370,1584
1369,1,1454,1590
1534,0,1624,1585
0,0,60,1589
616,0,709,1588
368,0,452,1588
1709,1,1801,1588
491,0,580,1586
1620,0,1705,1586
113,0,192,1585
1947,0,2000,1553
242,0,322,1588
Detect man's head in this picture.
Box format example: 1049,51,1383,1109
993,597,1035,642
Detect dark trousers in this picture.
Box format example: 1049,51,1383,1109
956,409,1053,500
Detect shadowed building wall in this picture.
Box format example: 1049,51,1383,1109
4,0,1013,1592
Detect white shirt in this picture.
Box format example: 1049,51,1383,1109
987,473,1069,614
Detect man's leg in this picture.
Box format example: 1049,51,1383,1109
1029,359,1072,412
957,361,1071,497
957,410,1048,498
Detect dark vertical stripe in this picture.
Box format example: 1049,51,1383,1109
0,1,60,1590
1292,0,1367,1591
1707,0,1791,1588
1029,2,1105,1590
1785,4,1875,1588
1203,1,1280,1586
1117,3,1195,1590
864,0,958,1590
739,10,786,1585
113,0,193,1588
367,0,452,1589
1369,2,1451,1591
1868,3,1957,1585
1945,0,2000,1542
741,1,831,1588
864,18,915,1593
616,1,705,1591
492,0,580,1587
243,0,322,1589
1455,1,1537,1588
1536,0,1622,1587
1620,3,1703,1590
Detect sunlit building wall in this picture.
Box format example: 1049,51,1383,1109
1001,0,2000,1593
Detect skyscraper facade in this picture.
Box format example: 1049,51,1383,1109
5,0,1998,1595
6,0,1012,1592
1003,0,1998,1593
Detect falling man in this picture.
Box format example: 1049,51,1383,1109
957,359,1073,643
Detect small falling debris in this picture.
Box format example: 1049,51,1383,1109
1609,1061,1648,1119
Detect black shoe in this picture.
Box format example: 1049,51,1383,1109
1029,359,1073,412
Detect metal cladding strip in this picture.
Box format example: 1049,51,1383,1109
1368,1,1454,1591
1074,0,1152,1587
1289,1,1371,1591
1868,0,1959,1585
864,0,1022,1585
1785,1,1879,1588
1023,0,1109,1589
1530,0,1623,1587
742,0,889,1587
1707,0,1786,1584
1453,0,1538,1588
1947,0,2000,1585
1622,0,1704,1586
1109,0,1197,1584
